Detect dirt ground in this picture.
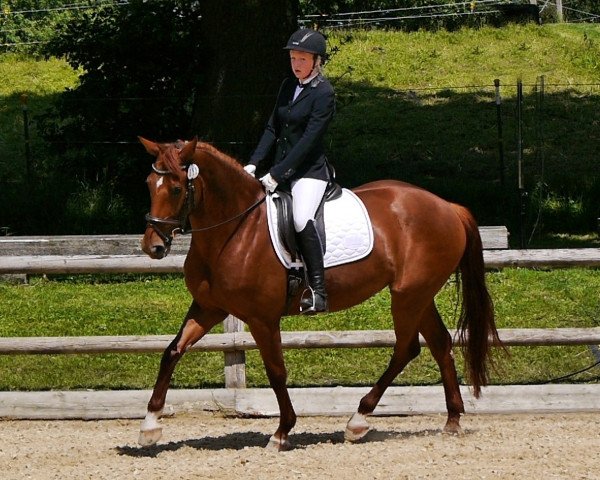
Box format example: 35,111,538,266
0,412,598,479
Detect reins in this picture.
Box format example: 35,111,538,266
182,195,266,233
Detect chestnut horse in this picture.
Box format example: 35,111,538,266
138,137,500,450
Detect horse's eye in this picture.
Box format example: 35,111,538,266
172,186,183,196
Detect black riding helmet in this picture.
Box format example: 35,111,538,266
284,28,326,57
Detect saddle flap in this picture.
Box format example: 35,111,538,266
272,192,298,259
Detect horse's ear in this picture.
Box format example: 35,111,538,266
180,137,198,164
138,136,160,157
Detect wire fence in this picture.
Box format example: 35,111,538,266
2,1,599,48
2,80,599,190
299,1,599,28
2,80,598,146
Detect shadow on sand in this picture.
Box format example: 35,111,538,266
115,426,460,457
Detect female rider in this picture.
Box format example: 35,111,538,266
244,28,335,314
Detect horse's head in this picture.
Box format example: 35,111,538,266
140,136,198,259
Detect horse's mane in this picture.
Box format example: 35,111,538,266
195,142,244,174
160,140,244,176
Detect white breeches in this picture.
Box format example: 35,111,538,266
291,177,328,232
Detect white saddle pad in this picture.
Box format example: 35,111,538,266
266,188,374,269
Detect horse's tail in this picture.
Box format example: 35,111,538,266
453,204,502,398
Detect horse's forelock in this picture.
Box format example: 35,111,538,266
158,144,185,176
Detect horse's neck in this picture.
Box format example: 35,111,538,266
190,149,263,233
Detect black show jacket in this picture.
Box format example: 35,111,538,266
249,74,335,183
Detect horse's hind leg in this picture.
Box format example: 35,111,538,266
419,302,465,435
345,290,423,442
138,301,225,446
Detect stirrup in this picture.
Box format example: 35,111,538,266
299,287,328,314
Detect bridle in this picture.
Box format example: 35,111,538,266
145,162,266,249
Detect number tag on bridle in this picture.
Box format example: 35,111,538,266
187,164,199,180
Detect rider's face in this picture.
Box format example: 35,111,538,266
289,50,315,80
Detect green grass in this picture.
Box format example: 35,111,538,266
0,53,79,96
0,53,79,183
327,24,600,87
0,269,598,390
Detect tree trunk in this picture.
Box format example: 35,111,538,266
192,1,299,160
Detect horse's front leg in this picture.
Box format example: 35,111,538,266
248,320,296,451
138,301,226,446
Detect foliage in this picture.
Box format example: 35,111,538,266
11,0,295,234
31,1,205,233
298,0,600,17
0,0,100,53
0,268,598,390
300,0,600,30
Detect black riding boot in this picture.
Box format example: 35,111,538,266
296,220,328,314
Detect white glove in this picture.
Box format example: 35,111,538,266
259,173,278,193
243,164,256,177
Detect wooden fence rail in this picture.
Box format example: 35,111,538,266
1,328,600,355
2,228,600,274
1,328,599,419
0,229,512,257
2,248,600,274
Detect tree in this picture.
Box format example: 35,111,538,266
192,1,298,159
35,0,298,233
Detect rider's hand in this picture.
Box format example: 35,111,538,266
259,173,278,193
243,164,256,177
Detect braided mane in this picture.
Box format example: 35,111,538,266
159,140,244,176
195,141,244,174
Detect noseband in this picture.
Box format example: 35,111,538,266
145,162,265,249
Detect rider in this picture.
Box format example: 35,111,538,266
244,28,335,314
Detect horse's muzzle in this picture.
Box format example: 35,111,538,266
141,224,174,259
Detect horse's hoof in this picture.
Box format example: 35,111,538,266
344,413,371,443
266,435,292,451
443,421,464,436
138,427,163,446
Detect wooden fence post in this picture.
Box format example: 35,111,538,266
555,0,563,22
223,315,247,388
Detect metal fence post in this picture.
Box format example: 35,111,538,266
494,79,505,188
20,94,33,182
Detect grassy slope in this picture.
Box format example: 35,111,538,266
324,24,600,235
327,24,600,87
0,54,78,95
0,54,79,181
